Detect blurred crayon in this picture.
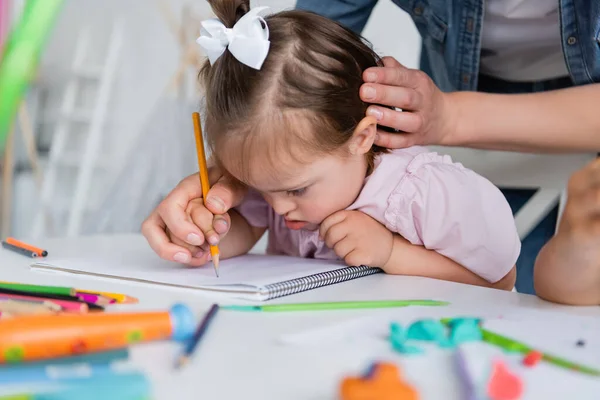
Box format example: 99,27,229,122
0,288,102,311
0,300,58,316
74,293,112,306
1,242,37,258
0,294,86,313
5,237,48,257
0,282,74,297
76,289,137,304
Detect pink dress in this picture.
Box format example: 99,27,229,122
235,147,521,283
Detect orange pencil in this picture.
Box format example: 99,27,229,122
192,112,220,277
5,237,47,257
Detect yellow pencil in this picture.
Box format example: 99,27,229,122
192,112,220,277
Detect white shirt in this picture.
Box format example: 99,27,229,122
479,0,569,82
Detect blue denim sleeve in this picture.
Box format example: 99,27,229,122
294,0,379,33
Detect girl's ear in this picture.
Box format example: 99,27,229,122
349,116,377,155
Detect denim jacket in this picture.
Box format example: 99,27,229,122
295,0,600,91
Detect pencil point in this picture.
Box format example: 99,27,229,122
212,254,220,277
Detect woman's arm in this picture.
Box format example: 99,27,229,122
449,84,600,152
384,235,517,291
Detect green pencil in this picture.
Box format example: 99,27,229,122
481,328,600,376
0,282,75,297
440,318,600,377
222,299,449,312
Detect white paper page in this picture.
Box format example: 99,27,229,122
30,235,346,291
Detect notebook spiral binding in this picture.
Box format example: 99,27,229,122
260,265,383,300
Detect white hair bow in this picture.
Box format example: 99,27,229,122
196,6,270,70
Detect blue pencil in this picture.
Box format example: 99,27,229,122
454,347,479,400
175,303,219,368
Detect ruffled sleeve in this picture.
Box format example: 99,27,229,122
233,189,270,228
384,152,520,283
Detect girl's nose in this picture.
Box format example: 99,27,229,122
269,196,296,216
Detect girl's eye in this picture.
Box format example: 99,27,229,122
287,187,307,197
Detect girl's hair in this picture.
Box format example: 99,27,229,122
200,0,386,181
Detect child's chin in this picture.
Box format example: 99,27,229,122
303,223,320,231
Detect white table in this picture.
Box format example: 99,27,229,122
1,235,599,400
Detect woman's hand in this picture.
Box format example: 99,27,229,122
141,165,247,266
360,56,456,149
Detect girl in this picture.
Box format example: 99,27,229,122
185,0,519,289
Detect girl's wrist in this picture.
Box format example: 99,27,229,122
382,235,409,274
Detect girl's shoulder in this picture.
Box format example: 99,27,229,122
372,146,467,178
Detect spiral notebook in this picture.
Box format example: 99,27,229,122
29,235,382,301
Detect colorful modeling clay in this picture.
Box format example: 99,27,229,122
522,351,543,367
448,318,482,345
340,362,419,400
487,359,523,400
390,323,422,354
407,319,452,348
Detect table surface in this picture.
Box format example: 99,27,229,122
1,234,599,400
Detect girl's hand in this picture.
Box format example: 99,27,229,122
360,56,456,149
320,211,393,268
141,163,247,266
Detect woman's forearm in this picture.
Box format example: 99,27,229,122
383,236,516,290
447,83,600,153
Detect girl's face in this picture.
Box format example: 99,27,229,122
217,116,377,230
224,147,368,230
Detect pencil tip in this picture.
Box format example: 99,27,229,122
212,254,220,277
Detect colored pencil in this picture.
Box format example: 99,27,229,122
480,327,600,376
0,300,58,315
192,112,220,277
0,293,87,313
75,292,112,306
454,347,479,400
5,237,48,256
222,299,449,312
0,297,61,312
0,281,75,296
175,303,219,368
2,241,37,258
440,318,600,377
75,289,137,304
0,287,103,311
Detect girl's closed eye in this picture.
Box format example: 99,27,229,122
287,187,308,197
